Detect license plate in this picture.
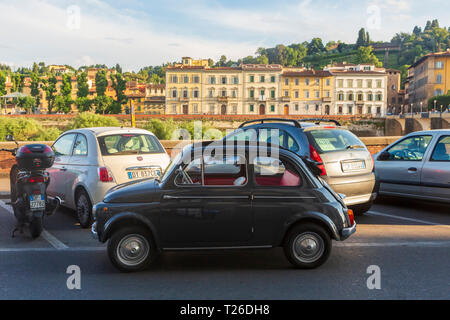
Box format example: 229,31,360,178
342,160,365,172
127,168,161,180
29,194,45,210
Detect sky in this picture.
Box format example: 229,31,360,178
0,0,449,72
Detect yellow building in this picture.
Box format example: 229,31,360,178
408,50,450,110
281,68,333,115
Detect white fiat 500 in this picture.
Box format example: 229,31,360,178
47,127,170,228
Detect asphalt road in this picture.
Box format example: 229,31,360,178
0,197,449,300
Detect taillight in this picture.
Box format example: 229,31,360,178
309,144,327,176
370,153,375,172
98,167,114,182
347,209,355,226
19,146,32,154
28,176,45,183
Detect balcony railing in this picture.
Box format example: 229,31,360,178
281,96,290,102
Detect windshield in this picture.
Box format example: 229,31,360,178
306,129,364,153
97,134,164,155
160,152,182,183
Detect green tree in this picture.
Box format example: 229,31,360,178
0,71,6,96
54,95,71,114
95,70,108,96
30,73,41,110
94,95,113,114
44,75,57,113
17,96,36,114
307,38,324,54
110,73,127,113
356,28,367,48
76,72,89,98
355,46,382,67
74,97,93,112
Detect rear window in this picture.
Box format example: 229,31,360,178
97,134,164,156
306,129,364,153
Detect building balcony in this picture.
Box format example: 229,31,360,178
180,96,189,102
258,95,267,102
218,96,228,102
322,97,332,103
281,96,290,102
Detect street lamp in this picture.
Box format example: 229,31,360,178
434,100,437,112
420,101,423,114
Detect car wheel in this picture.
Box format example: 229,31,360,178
284,223,331,269
107,226,157,272
76,189,93,228
350,201,373,215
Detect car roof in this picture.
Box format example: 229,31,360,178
406,129,450,135
66,127,155,137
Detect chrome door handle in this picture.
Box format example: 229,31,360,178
163,195,177,200
60,167,67,171
407,167,417,172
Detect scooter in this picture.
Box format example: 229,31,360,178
1,135,60,238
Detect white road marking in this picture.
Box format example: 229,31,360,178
367,210,450,227
0,200,69,250
335,241,450,248
0,247,105,252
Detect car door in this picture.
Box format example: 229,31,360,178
376,134,433,197
47,133,77,201
250,154,317,243
420,134,450,202
63,133,91,208
159,153,253,247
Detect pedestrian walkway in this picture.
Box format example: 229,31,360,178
0,178,10,197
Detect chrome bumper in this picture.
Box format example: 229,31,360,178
91,222,98,240
340,222,356,240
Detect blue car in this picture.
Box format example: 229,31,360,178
225,118,377,214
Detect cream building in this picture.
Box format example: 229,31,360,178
325,63,388,116
165,59,283,115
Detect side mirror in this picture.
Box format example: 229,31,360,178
5,135,14,141
377,151,390,161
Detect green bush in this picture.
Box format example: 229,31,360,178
0,117,62,141
143,118,178,140
69,112,121,130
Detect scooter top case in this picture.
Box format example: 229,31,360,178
15,144,55,170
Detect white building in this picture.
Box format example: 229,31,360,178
325,63,388,116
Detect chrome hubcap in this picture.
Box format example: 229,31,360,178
117,234,149,267
293,232,324,263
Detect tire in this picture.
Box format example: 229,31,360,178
284,223,331,269
29,215,43,238
107,226,157,272
350,201,373,215
76,189,93,229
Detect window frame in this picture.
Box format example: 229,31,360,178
52,133,77,157
174,154,249,188
429,135,450,162
72,133,89,157
385,134,433,162
252,155,303,188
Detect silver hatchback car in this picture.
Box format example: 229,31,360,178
375,129,450,203
226,119,377,214
47,127,170,228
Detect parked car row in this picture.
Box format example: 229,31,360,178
45,120,449,272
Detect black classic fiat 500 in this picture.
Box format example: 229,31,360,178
92,142,356,272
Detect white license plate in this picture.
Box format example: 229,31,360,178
342,160,365,172
30,194,45,210
127,168,161,180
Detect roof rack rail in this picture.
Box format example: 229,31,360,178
298,118,341,126
238,118,302,129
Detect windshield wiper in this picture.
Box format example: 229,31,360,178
345,144,365,149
